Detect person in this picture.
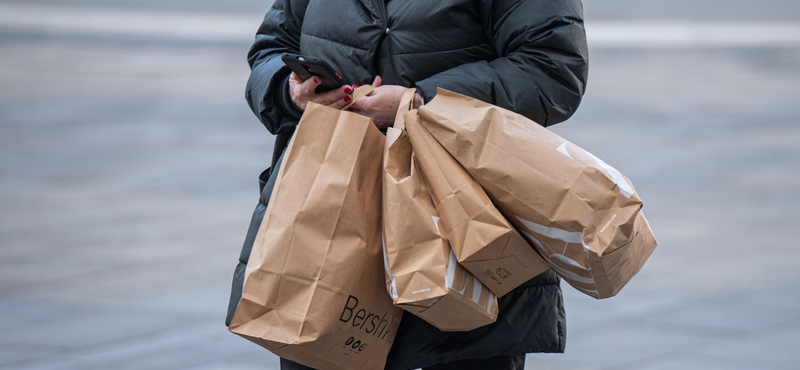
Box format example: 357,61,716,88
236,0,588,369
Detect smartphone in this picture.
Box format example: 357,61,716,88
281,53,346,93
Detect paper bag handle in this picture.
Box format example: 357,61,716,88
393,88,420,130
341,85,376,110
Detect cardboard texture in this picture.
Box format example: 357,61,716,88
403,111,551,297
383,124,498,331
229,93,402,370
417,89,657,299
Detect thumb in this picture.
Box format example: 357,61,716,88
351,93,375,111
289,72,303,87
372,75,383,88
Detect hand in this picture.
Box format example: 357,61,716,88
288,72,353,111
349,76,408,130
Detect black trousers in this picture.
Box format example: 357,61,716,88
279,353,526,370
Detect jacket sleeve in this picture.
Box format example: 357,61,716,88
414,0,588,127
245,0,309,135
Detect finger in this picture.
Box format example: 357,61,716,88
328,95,354,110
314,85,351,106
289,73,307,96
288,72,308,111
289,72,303,86
301,75,322,96
372,75,382,88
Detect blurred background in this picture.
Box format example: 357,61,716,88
1,0,799,369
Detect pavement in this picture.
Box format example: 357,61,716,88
1,0,799,369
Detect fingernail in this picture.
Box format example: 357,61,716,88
344,87,352,94
313,77,319,83
353,84,360,89
344,96,352,103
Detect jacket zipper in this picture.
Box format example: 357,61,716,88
372,0,390,80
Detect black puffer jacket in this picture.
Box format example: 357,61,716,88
233,0,588,368
246,0,588,136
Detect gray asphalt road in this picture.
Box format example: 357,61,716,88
1,0,799,369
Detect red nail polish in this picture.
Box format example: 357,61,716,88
344,96,352,103
344,87,353,94
353,84,360,89
313,77,319,84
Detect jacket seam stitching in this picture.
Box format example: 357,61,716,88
377,42,491,60
301,32,371,52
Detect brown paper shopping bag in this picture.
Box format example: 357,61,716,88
417,89,657,299
403,110,550,297
229,91,403,370
382,91,498,330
